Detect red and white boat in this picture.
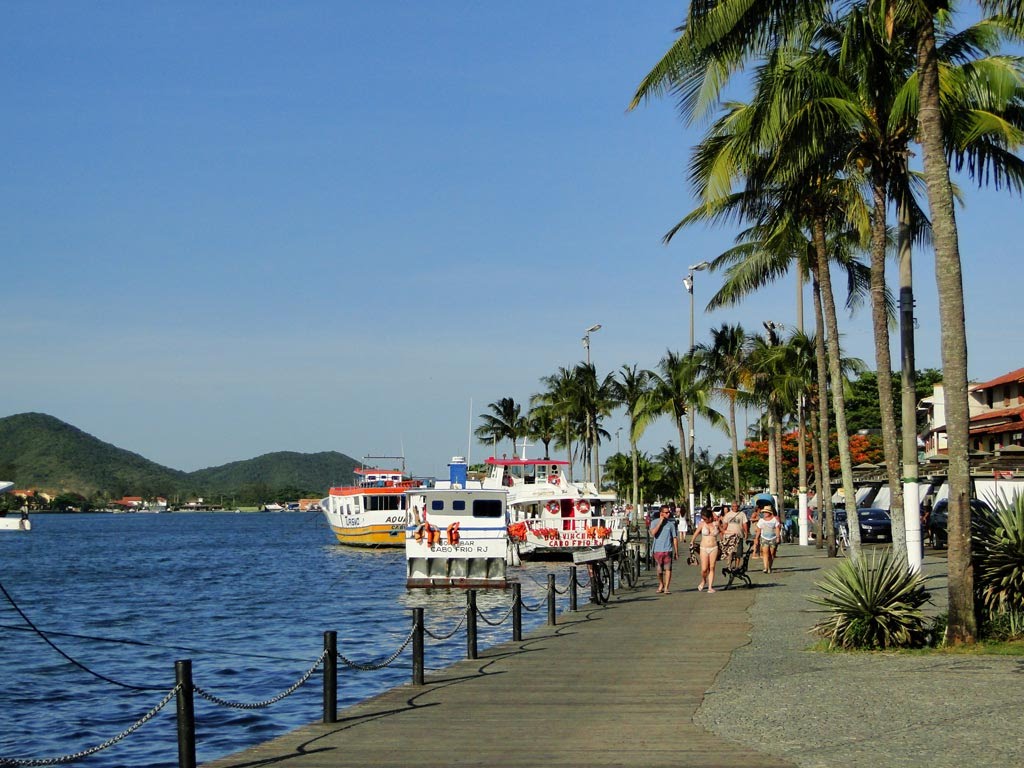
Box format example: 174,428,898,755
482,458,626,558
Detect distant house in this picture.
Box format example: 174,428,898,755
111,496,144,509
921,367,1024,455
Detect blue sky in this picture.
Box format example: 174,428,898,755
3,2,1020,482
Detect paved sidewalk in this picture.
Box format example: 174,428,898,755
696,546,1024,768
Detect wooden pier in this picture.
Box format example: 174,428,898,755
201,572,795,768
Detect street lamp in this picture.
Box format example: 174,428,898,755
683,262,710,519
581,324,602,485
582,323,602,365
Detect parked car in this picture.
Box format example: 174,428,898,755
833,507,892,542
927,498,993,548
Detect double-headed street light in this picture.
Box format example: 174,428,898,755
684,262,710,519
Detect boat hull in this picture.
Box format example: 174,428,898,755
0,517,31,532
329,522,405,547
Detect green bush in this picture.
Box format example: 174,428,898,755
811,549,930,649
972,494,1024,631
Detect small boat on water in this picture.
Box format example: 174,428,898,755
321,458,421,547
405,457,511,588
482,458,627,558
0,481,31,532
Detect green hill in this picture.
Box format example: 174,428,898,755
0,412,359,501
189,451,359,496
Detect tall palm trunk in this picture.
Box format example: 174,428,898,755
676,416,690,504
797,265,809,545
898,194,923,571
810,260,833,552
917,14,975,642
631,438,640,522
812,217,861,559
870,181,907,562
729,395,742,512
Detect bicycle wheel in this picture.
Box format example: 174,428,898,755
592,562,611,605
620,549,638,588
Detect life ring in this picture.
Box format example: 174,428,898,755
548,473,559,485
545,500,560,515
576,500,592,515
447,521,460,546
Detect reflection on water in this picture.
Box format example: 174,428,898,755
0,513,578,767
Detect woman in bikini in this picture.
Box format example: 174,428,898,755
689,507,721,593
720,504,748,572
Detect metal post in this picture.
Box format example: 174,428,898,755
322,631,337,723
175,660,196,768
569,566,578,612
547,573,556,626
512,583,522,642
412,609,424,686
466,590,478,660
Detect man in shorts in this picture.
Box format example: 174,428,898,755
649,504,678,594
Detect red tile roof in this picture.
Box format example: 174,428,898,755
973,367,1024,391
970,404,1024,424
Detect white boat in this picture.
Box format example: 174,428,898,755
0,481,31,532
321,458,422,547
405,458,511,587
481,458,627,558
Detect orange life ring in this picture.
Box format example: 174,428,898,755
576,500,592,515
546,500,560,514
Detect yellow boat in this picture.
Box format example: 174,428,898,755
320,465,421,547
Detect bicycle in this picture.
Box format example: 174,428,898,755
587,560,612,604
616,544,639,589
834,522,850,556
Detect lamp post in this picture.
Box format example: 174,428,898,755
684,263,709,517
581,324,602,484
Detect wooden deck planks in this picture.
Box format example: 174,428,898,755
200,578,795,768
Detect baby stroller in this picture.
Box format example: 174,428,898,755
720,543,755,590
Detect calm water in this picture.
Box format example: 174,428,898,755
0,512,568,767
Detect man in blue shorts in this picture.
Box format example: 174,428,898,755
649,504,679,594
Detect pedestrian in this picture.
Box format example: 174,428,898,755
753,503,781,573
720,503,748,572
649,504,678,594
920,500,933,548
676,501,690,546
690,507,721,593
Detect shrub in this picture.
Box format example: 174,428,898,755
811,549,930,649
972,494,1024,633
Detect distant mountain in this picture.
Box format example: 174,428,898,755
189,451,359,495
0,412,359,499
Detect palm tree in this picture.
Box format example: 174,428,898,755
647,349,725,510
526,406,558,459
609,364,654,517
474,397,526,458
699,324,752,513
533,367,579,481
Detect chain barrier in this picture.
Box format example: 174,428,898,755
0,685,180,767
518,594,544,613
194,649,328,710
422,613,467,641
551,579,569,595
574,569,591,589
337,626,416,671
474,602,515,627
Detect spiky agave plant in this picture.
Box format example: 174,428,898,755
972,494,1024,637
811,550,929,649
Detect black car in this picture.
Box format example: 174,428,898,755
927,498,993,548
833,507,892,542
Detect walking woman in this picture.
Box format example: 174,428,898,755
753,505,781,573
689,507,721,593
